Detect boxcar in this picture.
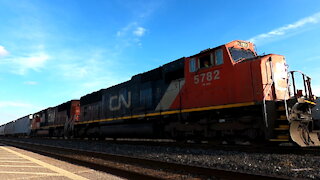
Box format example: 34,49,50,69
4,121,15,135
14,115,32,136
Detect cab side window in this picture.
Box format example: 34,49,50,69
189,58,197,72
199,54,213,69
215,49,223,65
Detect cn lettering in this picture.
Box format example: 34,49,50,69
109,92,131,111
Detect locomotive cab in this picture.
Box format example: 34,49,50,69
182,40,319,146
183,40,276,108
183,46,228,108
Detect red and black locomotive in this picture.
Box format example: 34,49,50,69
2,40,319,147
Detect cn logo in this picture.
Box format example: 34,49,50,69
109,92,131,111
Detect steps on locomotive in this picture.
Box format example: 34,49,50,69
269,103,290,142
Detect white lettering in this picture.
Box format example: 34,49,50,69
214,70,220,80
193,70,220,85
109,92,131,111
194,75,199,84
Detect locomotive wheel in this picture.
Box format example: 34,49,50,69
290,121,320,147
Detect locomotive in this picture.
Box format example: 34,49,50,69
1,40,319,147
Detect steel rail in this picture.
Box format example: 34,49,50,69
3,136,320,156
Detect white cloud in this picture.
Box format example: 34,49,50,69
0,43,49,75
0,101,36,108
0,101,42,124
21,53,49,70
55,49,111,81
116,31,122,37
249,12,320,44
50,49,130,99
10,52,49,75
116,22,147,47
24,81,38,85
116,22,137,37
0,45,9,57
133,27,146,37
59,63,88,78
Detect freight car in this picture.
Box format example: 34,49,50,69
0,124,4,136
1,40,319,147
4,120,15,136
0,115,32,137
12,115,32,136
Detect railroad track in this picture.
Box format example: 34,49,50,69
10,136,320,156
0,138,290,180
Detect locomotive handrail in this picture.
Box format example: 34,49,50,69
284,73,291,122
289,70,314,100
263,57,274,128
284,70,315,122
263,79,273,128
290,70,311,79
262,58,274,128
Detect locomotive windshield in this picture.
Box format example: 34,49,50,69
229,47,256,62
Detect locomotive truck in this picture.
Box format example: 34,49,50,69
1,40,319,147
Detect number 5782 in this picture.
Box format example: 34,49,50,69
194,70,220,84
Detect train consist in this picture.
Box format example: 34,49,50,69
0,40,319,147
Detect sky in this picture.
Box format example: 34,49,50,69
0,0,320,124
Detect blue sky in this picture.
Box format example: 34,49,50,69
0,0,320,124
